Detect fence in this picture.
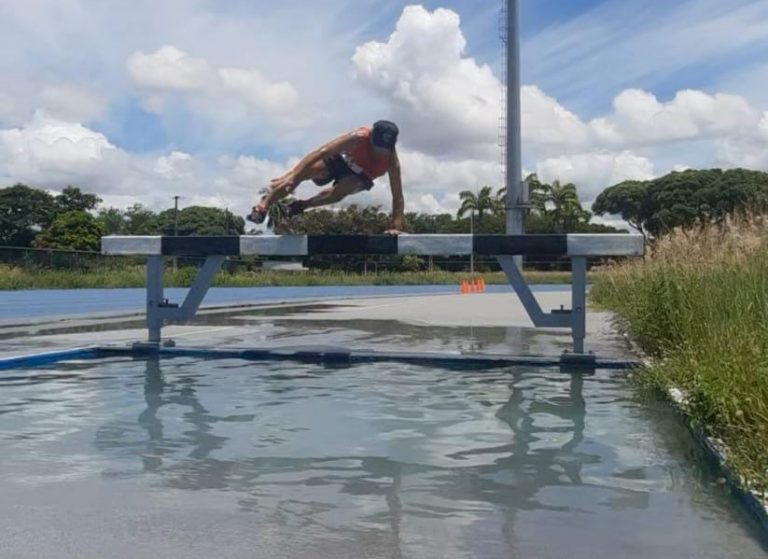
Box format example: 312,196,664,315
0,245,617,274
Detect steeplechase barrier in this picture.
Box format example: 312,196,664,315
102,233,644,363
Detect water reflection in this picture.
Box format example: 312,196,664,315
92,357,641,555
2,354,765,557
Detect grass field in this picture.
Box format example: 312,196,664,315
0,265,598,290
591,216,768,493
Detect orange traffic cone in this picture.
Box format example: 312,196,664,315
460,281,469,294
479,278,486,292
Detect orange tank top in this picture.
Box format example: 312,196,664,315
344,127,391,179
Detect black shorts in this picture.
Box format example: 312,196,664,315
313,154,374,191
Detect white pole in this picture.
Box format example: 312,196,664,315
470,209,475,276
505,0,524,239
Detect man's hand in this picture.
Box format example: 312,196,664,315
270,175,299,193
384,229,401,236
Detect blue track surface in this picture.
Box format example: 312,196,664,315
1,284,568,321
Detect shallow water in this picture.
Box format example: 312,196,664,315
0,356,765,558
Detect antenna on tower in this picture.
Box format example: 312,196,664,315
500,0,526,243
498,0,508,174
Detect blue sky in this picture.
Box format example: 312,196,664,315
0,0,767,217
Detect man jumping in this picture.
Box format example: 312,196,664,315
247,120,404,234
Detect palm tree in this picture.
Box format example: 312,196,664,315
457,186,495,223
495,174,549,216
547,180,587,232
493,186,506,215
526,174,550,215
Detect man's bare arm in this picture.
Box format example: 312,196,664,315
386,150,404,232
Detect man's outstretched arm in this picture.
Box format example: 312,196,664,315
386,150,404,234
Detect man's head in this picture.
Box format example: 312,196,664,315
371,120,399,152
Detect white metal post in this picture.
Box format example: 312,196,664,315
505,0,524,243
570,256,587,354
470,210,475,276
146,256,164,345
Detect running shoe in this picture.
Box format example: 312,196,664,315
246,204,268,224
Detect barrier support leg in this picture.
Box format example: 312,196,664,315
570,256,587,355
138,255,225,349
499,255,595,365
146,256,165,345
174,256,226,320
498,256,571,328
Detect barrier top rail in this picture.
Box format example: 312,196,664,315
102,234,644,257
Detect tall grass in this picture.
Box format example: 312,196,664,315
592,216,768,491
0,265,588,290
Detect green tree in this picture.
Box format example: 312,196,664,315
593,169,768,238
492,186,506,215
592,180,648,238
457,186,496,223
157,205,245,236
405,212,456,234
34,210,105,252
0,184,57,246
55,186,101,213
495,174,548,216
124,204,160,235
97,207,127,235
525,174,550,215
546,180,588,232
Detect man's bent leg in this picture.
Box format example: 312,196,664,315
301,175,366,210
259,159,330,209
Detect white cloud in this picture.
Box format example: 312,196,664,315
716,112,768,168
2,2,768,222
128,45,213,92
349,4,768,193
153,151,195,179
353,5,501,158
38,84,107,123
127,45,303,127
0,113,122,185
536,151,655,200
523,85,591,149
592,89,760,146
0,82,106,126
218,68,299,114
0,113,293,215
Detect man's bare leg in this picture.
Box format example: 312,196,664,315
248,159,333,224
259,159,330,209
289,175,366,215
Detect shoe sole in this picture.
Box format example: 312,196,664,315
246,212,267,225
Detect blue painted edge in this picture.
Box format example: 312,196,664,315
694,430,768,540
95,345,639,370
667,389,768,540
0,344,640,371
0,347,100,370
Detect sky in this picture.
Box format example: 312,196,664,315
1,0,767,224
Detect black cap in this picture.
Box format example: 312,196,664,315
372,120,399,150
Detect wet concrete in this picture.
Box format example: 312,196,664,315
1,290,629,360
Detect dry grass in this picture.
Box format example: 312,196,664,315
0,265,589,289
